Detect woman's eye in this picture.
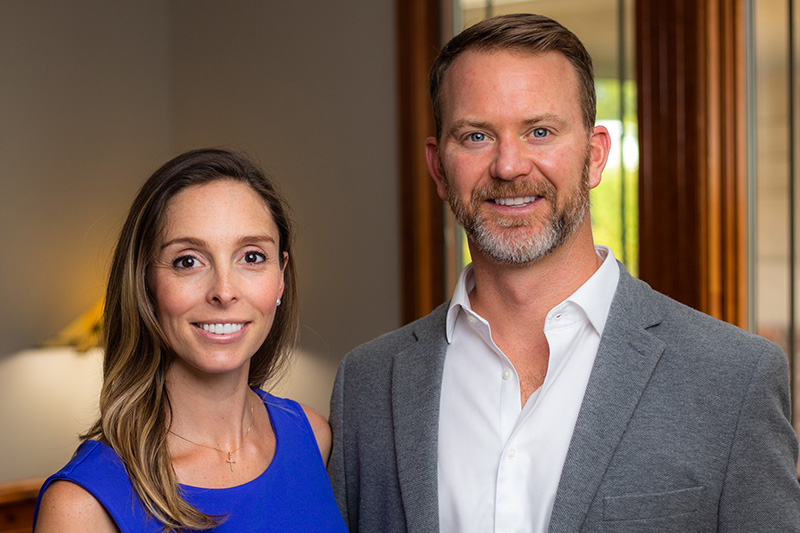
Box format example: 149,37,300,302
243,251,266,264
468,132,486,143
172,256,197,269
532,128,548,138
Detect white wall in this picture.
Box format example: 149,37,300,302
0,0,399,482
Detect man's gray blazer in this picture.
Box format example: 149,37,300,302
329,266,800,532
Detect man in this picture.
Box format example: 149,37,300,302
329,13,800,532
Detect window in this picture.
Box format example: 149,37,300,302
751,0,800,450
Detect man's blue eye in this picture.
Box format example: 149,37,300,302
532,128,548,138
468,132,486,142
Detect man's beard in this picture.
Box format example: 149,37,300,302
445,156,592,265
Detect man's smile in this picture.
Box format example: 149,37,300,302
492,196,540,207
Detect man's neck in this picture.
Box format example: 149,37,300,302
467,228,602,328
466,228,603,402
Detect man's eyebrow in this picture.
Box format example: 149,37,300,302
447,118,490,135
521,113,569,128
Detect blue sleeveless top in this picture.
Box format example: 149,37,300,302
34,390,347,532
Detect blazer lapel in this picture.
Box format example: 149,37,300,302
549,268,666,532
391,304,449,532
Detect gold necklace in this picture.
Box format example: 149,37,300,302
168,394,255,472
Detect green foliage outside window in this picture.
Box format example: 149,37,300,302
590,78,639,276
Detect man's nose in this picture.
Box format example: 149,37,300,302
489,137,532,181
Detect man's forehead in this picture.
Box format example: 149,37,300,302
441,49,576,96
439,49,579,109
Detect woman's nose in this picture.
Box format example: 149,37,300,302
207,267,238,305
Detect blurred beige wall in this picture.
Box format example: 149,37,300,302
0,0,399,482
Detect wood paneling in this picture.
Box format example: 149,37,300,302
636,0,747,326
397,0,446,323
0,478,43,532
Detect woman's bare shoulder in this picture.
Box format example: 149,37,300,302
35,480,118,532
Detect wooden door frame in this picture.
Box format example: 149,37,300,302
636,0,747,326
396,0,445,324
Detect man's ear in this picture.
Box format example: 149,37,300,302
425,137,449,201
587,125,611,190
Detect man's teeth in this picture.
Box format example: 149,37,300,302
495,196,537,206
202,323,244,335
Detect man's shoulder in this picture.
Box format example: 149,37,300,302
616,272,783,360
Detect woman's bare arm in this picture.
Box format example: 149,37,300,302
35,480,118,533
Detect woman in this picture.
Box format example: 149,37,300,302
34,149,347,532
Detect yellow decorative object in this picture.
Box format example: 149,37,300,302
41,299,104,352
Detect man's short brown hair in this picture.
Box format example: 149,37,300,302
429,13,596,139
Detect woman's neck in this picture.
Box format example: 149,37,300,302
164,364,255,450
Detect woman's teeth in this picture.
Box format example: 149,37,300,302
201,323,244,334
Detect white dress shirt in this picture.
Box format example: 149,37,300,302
437,246,620,533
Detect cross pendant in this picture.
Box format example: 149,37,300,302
226,452,236,471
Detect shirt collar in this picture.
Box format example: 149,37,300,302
446,263,476,343
445,245,620,343
561,245,619,337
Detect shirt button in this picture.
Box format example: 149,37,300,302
502,369,512,380
467,315,478,324
506,448,517,459
555,313,563,320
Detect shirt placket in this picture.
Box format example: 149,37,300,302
494,302,585,533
